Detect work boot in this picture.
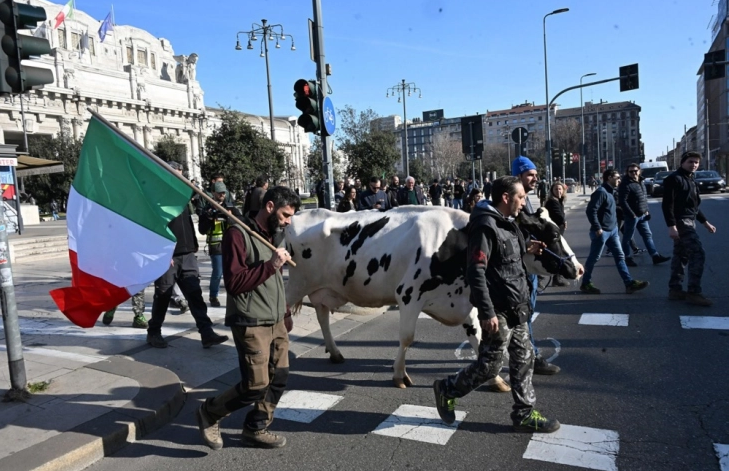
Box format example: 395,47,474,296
178,299,189,313
668,289,687,301
652,254,671,265
196,405,223,450
626,280,649,294
551,275,570,287
580,283,601,294
102,309,115,326
209,297,221,308
513,409,560,433
686,292,713,307
241,428,286,448
625,257,638,267
433,380,456,425
485,375,511,393
146,333,168,348
202,332,229,349
534,356,561,375
132,315,148,329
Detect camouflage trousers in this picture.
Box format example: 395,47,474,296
443,314,536,422
130,290,145,316
669,224,705,294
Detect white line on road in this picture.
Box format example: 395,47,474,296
523,424,619,471
679,316,729,330
715,443,729,471
0,345,107,363
579,313,629,327
371,404,466,445
274,390,344,424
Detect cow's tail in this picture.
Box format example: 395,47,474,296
292,300,303,316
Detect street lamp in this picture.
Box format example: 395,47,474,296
386,79,422,177
580,72,596,194
235,19,295,142
543,7,569,182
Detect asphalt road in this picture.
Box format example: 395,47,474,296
85,193,729,471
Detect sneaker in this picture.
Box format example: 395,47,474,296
626,280,649,294
580,283,601,294
102,309,115,326
668,289,687,301
534,356,561,375
652,254,671,265
625,257,638,267
178,299,189,314
146,333,168,348
196,405,223,450
209,297,221,308
132,315,148,329
686,292,713,307
485,375,511,393
551,276,570,287
605,249,612,257
433,380,456,425
635,248,647,254
202,332,229,349
513,409,561,433
241,428,286,448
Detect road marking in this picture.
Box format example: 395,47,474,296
715,443,729,471
679,316,729,330
371,404,466,445
579,313,629,327
274,390,344,423
532,311,540,322
523,424,619,471
0,345,107,363
418,312,430,319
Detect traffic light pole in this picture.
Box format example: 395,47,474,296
312,0,334,210
469,121,475,184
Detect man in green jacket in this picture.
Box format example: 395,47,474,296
196,186,300,450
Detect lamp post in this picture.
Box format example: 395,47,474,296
543,7,569,182
386,79,421,178
580,72,596,194
235,19,295,142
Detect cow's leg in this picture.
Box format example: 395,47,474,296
392,306,418,388
314,304,345,364
463,308,510,392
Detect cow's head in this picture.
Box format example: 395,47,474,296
517,208,584,280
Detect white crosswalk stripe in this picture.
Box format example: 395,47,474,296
679,316,729,330
371,404,466,445
579,313,630,327
715,443,729,471
523,424,620,471
274,390,344,423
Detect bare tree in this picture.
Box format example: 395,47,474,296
484,143,510,176
552,118,582,154
428,133,464,180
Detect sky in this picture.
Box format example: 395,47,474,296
79,0,717,160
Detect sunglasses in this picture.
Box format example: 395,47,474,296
628,170,639,174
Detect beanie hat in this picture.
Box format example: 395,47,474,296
511,156,537,176
213,181,227,193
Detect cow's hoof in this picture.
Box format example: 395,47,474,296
485,375,511,393
329,352,345,364
393,374,414,388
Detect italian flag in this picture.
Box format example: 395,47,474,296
50,116,192,328
53,0,74,29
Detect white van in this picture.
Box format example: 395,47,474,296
640,161,669,194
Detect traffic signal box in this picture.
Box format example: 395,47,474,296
619,64,639,92
294,79,320,134
551,147,562,164
704,50,726,81
0,0,53,96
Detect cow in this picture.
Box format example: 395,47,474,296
285,206,583,388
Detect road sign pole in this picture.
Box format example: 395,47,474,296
311,0,334,210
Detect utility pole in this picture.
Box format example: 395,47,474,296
311,0,334,209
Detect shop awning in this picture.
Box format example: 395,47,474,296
15,155,65,177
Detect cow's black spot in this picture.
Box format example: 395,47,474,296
454,287,463,295
351,216,390,255
342,260,357,286
415,247,422,264
418,227,469,300
414,268,421,280
340,221,362,246
379,254,391,271
402,286,413,306
447,292,452,297
396,284,404,295
364,278,371,286
302,248,312,259
463,324,477,337
451,303,454,308
345,250,351,260
418,278,442,300
367,258,380,277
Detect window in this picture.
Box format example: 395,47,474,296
631,139,636,145
57,28,67,49
126,46,134,64
89,37,95,55
151,53,157,69
489,122,493,126
538,116,542,121
71,32,81,50
137,49,147,66
497,121,500,125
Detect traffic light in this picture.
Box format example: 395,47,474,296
551,147,561,164
294,79,320,133
704,50,726,81
562,151,568,167
619,64,639,92
0,0,53,96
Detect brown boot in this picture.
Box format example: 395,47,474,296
485,375,511,393
241,428,287,448
195,405,223,450
686,292,713,307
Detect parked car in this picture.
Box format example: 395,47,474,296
563,178,577,192
694,170,726,193
649,171,672,197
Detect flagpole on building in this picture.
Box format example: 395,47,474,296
111,4,115,25
85,109,296,266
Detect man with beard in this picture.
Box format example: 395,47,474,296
196,186,300,450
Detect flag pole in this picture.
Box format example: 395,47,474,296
111,4,115,25
85,108,296,267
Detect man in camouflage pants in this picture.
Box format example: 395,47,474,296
103,290,148,328
432,176,560,433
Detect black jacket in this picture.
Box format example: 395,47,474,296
169,204,198,256
467,203,531,326
661,167,707,227
386,187,400,208
397,186,426,205
544,197,565,227
618,177,648,219
359,189,390,210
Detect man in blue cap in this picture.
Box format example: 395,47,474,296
511,156,560,375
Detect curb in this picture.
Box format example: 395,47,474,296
0,356,185,471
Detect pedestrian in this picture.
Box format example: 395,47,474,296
452,179,465,210
537,179,548,207
482,178,492,201
432,176,559,433
336,185,359,212
511,156,560,375
397,176,426,205
195,186,300,450
246,176,269,217
102,289,148,328
50,199,59,220
544,182,570,287
618,164,671,266
442,179,454,208
315,176,328,209
386,175,400,209
146,161,229,349
580,169,650,295
661,151,716,306
429,179,443,206
463,188,482,213
334,180,345,205
359,176,390,210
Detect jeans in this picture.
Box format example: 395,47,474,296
622,214,657,258
452,198,463,210
210,253,223,298
583,227,633,286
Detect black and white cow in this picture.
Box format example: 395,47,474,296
285,206,583,388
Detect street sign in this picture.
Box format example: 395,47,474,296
322,96,335,136
511,127,529,143
460,115,483,159
571,153,580,163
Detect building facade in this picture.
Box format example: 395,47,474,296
484,101,551,157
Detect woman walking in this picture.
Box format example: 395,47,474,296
544,182,570,286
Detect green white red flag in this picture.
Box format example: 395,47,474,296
50,115,192,327
53,0,75,29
